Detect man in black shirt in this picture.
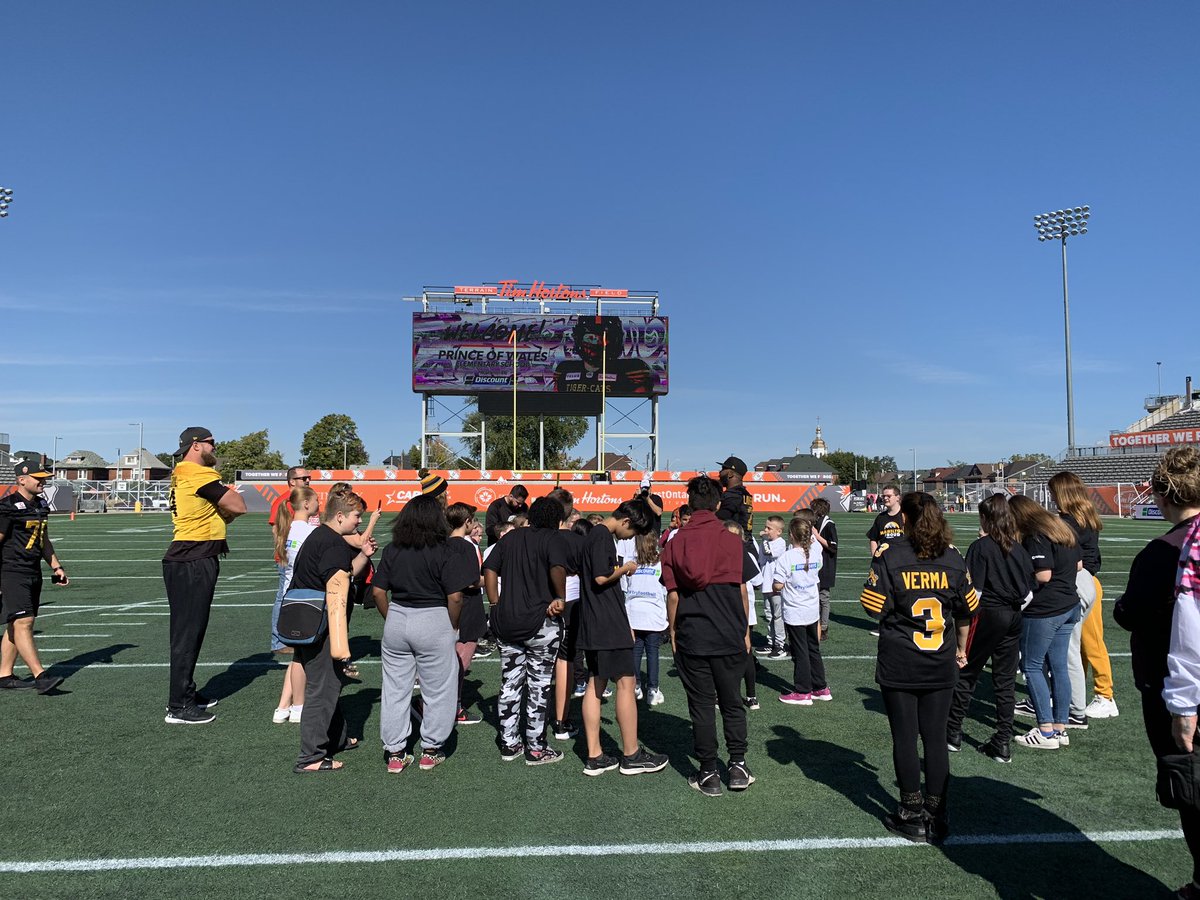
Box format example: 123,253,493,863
290,490,377,772
485,485,528,544
715,456,754,540
0,459,69,694
484,496,570,766
577,499,668,777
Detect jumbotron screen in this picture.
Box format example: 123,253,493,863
412,312,669,397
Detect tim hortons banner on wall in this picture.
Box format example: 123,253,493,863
412,312,668,396
236,469,848,516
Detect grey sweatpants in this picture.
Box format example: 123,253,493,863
763,592,786,651
380,604,458,753
1067,572,1097,716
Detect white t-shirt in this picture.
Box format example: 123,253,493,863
623,561,668,632
759,535,787,594
483,542,502,596
773,542,823,626
615,537,637,564
744,550,761,627
282,521,320,591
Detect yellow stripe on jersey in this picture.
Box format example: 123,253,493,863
964,587,979,612
860,588,886,613
169,461,227,543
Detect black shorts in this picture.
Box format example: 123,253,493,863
1,573,42,622
584,648,636,681
557,603,581,662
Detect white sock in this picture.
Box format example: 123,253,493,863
290,704,303,713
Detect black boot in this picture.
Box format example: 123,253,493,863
924,792,949,845
883,791,927,843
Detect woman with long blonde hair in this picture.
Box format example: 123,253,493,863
1049,471,1118,722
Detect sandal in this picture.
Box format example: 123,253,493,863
293,758,343,774
340,737,360,752
343,662,361,679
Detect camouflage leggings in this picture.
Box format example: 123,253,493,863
498,617,561,751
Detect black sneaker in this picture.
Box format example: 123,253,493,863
194,694,219,710
1014,699,1036,717
619,747,668,775
584,753,620,776
499,742,524,762
727,760,755,791
1066,713,1089,729
978,736,1012,764
525,746,564,766
947,733,962,752
689,769,723,797
744,696,760,710
164,705,216,725
0,675,36,690
883,809,927,843
35,673,64,695
551,719,579,740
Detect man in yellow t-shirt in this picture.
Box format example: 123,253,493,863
162,427,246,724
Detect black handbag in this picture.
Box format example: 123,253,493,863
276,588,328,646
1156,751,1200,811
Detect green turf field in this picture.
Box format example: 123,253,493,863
0,511,1189,898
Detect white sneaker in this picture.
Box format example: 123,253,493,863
635,685,644,701
648,688,665,706
288,705,303,724
1015,728,1060,750
1055,730,1070,747
272,707,290,724
1084,696,1119,719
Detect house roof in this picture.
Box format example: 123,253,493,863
779,453,834,474
121,448,171,470
58,449,110,467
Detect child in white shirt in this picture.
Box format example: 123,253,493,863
726,521,763,709
272,486,321,724
758,516,788,659
623,533,668,706
772,510,830,706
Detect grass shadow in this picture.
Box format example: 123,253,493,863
765,724,892,821
340,685,381,741
198,651,283,702
44,642,136,677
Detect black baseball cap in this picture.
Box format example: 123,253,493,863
717,456,747,476
13,459,52,479
173,426,215,457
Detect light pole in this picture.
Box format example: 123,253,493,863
52,436,62,478
0,186,12,219
130,422,144,508
910,448,917,493
1157,361,1163,397
1034,205,1090,457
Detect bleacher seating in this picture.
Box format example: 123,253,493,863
1156,407,1200,430
1027,453,1163,485
0,462,15,485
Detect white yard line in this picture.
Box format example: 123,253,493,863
0,829,1182,874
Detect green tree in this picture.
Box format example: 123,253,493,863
822,450,899,487
460,412,588,470
398,438,458,469
300,414,369,468
213,430,286,482
1006,452,1053,464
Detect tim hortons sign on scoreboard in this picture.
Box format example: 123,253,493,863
412,311,668,397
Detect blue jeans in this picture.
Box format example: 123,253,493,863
1020,605,1080,726
271,565,287,651
632,629,664,690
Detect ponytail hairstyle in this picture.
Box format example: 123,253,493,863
1048,471,1102,533
273,485,317,562
900,492,954,559
790,509,816,565
977,493,1018,555
635,531,661,565
1008,494,1077,547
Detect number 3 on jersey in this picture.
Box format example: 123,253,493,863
910,597,945,651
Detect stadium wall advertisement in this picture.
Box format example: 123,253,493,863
233,470,844,515
412,313,668,396
1109,427,1200,449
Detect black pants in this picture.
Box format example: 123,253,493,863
163,556,219,712
1141,688,1200,883
743,652,757,697
946,604,1022,742
881,685,954,797
296,632,348,767
785,622,827,693
675,650,748,770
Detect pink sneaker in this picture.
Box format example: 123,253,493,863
779,692,813,706
812,688,833,702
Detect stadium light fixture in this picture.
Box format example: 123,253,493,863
1032,205,1090,457
0,186,12,218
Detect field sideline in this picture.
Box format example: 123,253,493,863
0,511,1189,899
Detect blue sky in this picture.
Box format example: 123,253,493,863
3,2,1196,472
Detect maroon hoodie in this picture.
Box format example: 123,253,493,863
662,509,751,655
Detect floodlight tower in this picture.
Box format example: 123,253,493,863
1033,205,1090,457
0,187,13,218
